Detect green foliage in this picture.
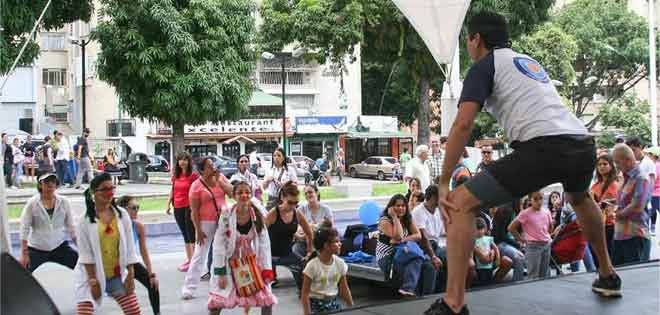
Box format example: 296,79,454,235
553,0,650,127
94,0,257,127
469,112,503,146
599,94,652,144
1,0,93,74
512,24,578,96
258,0,364,67
595,132,617,149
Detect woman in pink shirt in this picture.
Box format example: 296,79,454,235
646,149,660,234
508,191,554,279
167,151,199,272
181,157,232,300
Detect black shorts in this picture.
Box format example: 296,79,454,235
464,135,596,208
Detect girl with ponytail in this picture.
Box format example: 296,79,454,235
73,173,142,315
301,222,353,314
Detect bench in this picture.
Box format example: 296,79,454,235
347,260,387,283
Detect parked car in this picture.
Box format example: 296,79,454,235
349,156,398,181
147,155,170,172
210,155,238,178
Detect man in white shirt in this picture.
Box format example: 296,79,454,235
54,131,71,188
626,137,656,261
404,145,431,191
413,185,447,293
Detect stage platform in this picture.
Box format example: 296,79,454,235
337,261,659,315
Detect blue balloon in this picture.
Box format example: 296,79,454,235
359,201,382,226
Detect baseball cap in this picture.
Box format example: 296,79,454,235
644,146,660,157
38,173,57,183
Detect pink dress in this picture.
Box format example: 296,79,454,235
208,222,277,309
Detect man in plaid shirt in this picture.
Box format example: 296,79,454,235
427,136,445,181
612,144,652,266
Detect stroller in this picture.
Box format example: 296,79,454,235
550,218,587,275
308,164,328,186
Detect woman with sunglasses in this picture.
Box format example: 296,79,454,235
265,181,313,290
118,196,160,315
73,173,142,315
230,154,263,203
19,173,78,272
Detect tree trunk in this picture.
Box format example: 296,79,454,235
171,122,186,167
417,75,431,146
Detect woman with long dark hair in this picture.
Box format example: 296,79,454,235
547,191,563,228
265,181,313,290
73,173,141,315
591,154,618,259
117,196,161,315
230,154,262,202
166,151,199,272
376,194,423,297
262,148,297,210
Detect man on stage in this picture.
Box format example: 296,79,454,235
426,12,620,315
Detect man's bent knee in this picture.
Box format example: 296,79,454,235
447,185,483,214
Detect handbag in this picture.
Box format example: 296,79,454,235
229,244,266,297
199,178,221,214
393,241,426,268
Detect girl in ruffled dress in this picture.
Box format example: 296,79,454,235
208,181,277,315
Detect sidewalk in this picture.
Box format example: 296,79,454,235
28,251,396,315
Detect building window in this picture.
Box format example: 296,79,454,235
42,69,67,86
107,119,136,137
41,33,66,50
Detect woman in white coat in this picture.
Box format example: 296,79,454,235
74,173,142,315
208,181,277,315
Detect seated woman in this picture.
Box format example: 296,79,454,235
491,204,525,282
293,184,335,258
405,178,425,211
265,181,314,290
103,148,122,184
376,194,426,297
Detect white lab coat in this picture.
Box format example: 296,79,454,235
73,206,140,308
209,205,273,298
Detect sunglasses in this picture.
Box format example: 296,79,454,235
286,199,299,206
95,186,116,193
239,160,249,164
128,205,140,211
481,151,492,154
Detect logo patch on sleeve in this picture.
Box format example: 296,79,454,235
513,57,549,83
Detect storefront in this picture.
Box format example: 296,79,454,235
343,116,413,168
290,116,347,160
148,118,293,159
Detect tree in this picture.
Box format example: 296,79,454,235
361,0,555,145
1,0,93,74
258,0,363,69
512,24,579,97
599,94,652,144
553,0,650,129
95,0,256,159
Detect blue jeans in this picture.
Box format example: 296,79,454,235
378,255,423,294
498,243,525,281
570,244,596,272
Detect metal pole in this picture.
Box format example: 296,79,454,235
81,40,87,131
281,58,287,153
0,0,53,92
650,0,658,146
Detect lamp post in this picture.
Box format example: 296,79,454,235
649,0,658,146
70,38,91,131
261,48,305,154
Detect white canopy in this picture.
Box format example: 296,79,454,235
391,0,470,65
